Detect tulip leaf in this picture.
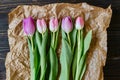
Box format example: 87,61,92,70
60,30,73,80
35,31,42,69
42,29,48,50
79,63,86,80
27,37,39,80
62,29,67,40
35,31,42,46
75,54,86,80
40,29,48,80
27,38,33,70
35,30,48,80
83,30,92,55
49,46,58,80
70,28,77,53
72,46,78,79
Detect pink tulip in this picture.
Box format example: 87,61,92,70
49,17,59,32
62,16,73,33
75,17,84,30
23,17,35,36
37,19,47,34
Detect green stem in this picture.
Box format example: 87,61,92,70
78,55,86,80
42,33,44,40
77,30,81,64
75,30,80,80
52,32,55,47
30,36,34,51
67,33,71,46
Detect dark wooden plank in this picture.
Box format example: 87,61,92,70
0,0,120,80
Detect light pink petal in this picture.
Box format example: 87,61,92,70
37,19,47,34
49,17,58,32
62,16,73,33
75,17,84,30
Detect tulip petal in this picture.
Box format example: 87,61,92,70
75,17,84,30
23,17,35,36
37,19,47,34
49,17,58,32
62,16,73,33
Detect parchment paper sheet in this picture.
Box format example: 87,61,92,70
5,3,112,80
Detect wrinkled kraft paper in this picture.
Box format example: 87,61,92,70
5,3,112,80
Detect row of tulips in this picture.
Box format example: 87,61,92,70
23,16,92,80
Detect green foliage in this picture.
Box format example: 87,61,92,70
35,30,48,80
27,36,39,80
27,19,92,80
49,46,58,80
60,28,77,80
49,24,60,80
73,30,92,80
83,30,92,55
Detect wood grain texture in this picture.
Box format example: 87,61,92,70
0,0,120,80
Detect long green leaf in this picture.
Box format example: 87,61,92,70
75,54,86,80
40,30,48,80
72,47,78,79
49,46,58,80
35,31,42,68
35,30,48,80
78,30,92,80
60,39,72,80
70,28,77,53
60,30,73,80
27,38,33,69
35,31,42,46
83,30,92,55
79,63,86,80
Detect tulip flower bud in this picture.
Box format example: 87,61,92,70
37,19,47,34
75,17,84,30
62,16,73,33
49,17,59,32
23,17,35,36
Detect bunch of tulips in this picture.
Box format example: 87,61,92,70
23,16,92,80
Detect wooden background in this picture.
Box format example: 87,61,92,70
0,0,120,80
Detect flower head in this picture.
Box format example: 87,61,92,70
75,17,84,30
49,17,59,32
23,17,35,36
37,19,47,34
62,16,73,33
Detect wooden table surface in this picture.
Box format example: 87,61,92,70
0,0,120,80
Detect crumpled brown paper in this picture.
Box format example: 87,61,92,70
5,3,112,80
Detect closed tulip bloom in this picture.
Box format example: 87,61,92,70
37,19,47,34
62,16,73,33
23,17,35,36
75,17,84,30
49,17,59,32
